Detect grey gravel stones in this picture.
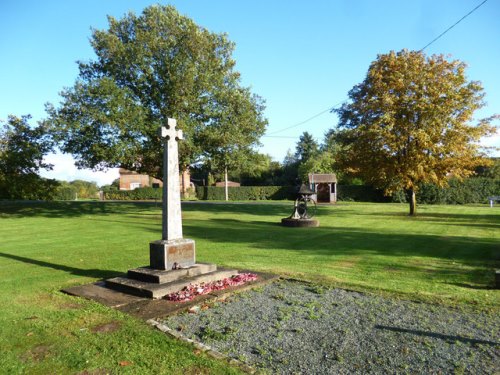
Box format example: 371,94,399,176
162,280,500,374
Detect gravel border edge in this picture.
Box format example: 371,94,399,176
147,319,258,374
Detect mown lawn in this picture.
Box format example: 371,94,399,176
0,200,498,373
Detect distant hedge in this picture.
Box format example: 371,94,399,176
103,178,498,204
337,185,390,202
54,184,77,200
392,178,500,205
104,186,296,201
195,186,296,201
104,187,162,200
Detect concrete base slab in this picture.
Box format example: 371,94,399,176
62,271,279,320
128,263,217,284
106,269,238,299
62,281,144,308
281,218,319,227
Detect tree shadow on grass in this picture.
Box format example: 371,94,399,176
0,201,155,218
0,200,294,219
374,325,499,346
0,252,122,280
184,218,498,268
357,210,500,226
182,201,292,217
448,282,496,290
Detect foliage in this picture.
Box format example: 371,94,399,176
0,115,59,200
338,177,499,204
192,151,300,187
475,158,500,179
195,186,296,200
53,181,77,200
392,177,500,205
53,180,100,200
335,49,498,215
294,131,319,163
102,177,498,204
278,149,300,186
70,180,99,199
298,151,336,182
200,151,273,186
47,5,266,178
238,154,287,186
104,187,161,200
100,178,120,193
195,86,267,180
337,185,389,202
321,128,344,154
293,130,346,183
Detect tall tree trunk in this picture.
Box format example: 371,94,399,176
408,188,417,216
224,166,229,202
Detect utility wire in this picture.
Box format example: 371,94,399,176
263,135,299,139
264,0,487,138
265,100,345,136
420,0,488,51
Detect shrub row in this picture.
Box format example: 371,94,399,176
102,178,498,204
392,178,500,204
54,185,78,200
104,187,162,200
195,186,296,201
337,185,390,202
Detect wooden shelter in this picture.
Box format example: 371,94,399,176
308,173,337,203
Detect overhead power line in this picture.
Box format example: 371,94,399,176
265,100,345,136
420,0,488,51
265,107,332,136
264,1,487,139
263,135,299,139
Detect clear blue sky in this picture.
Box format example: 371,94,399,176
1,0,499,185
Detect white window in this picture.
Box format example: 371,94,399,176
130,182,141,190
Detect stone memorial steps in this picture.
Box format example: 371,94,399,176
127,263,217,284
105,265,238,299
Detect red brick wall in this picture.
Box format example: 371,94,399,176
119,173,150,190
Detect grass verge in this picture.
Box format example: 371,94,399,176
0,200,498,373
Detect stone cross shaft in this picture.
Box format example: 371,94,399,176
159,118,183,241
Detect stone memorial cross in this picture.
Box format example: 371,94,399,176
148,118,196,270
103,117,232,294
159,118,183,241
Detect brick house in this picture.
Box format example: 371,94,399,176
119,168,192,193
215,180,241,187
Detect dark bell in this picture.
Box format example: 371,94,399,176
298,183,315,196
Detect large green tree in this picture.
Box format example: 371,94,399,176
47,5,266,178
196,85,267,199
0,115,58,199
336,50,497,215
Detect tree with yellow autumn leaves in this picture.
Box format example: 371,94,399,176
335,50,497,215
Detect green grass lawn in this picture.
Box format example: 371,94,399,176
0,200,498,373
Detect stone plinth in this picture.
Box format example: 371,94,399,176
105,264,238,299
150,238,195,270
128,263,216,284
281,218,319,227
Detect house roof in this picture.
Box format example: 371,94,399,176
308,173,337,183
119,168,141,175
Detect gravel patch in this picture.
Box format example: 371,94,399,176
161,280,500,374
